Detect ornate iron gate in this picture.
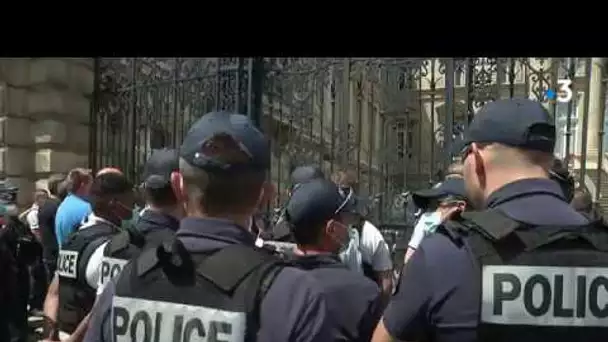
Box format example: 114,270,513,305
91,57,593,224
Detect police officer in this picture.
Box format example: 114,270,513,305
373,98,603,342
0,181,37,342
404,177,469,264
97,149,183,293
285,178,383,341
268,165,326,243
85,112,333,341
46,172,134,340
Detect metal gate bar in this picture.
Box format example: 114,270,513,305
91,57,597,225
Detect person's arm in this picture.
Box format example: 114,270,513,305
42,273,61,341
64,312,91,342
373,244,432,342
404,216,428,264
363,223,394,302
27,210,42,241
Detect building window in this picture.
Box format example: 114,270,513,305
455,68,463,87
398,72,406,90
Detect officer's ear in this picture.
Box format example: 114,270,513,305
470,143,487,187
324,219,336,236
258,182,276,208
170,171,187,203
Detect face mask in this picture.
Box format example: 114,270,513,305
0,203,18,217
417,211,443,234
121,205,141,230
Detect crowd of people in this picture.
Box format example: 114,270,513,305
0,97,606,342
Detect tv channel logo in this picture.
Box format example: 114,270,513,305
545,79,573,104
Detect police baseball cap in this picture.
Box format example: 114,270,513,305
412,177,467,209
463,98,556,153
141,149,179,189
286,178,353,230
180,112,270,172
290,165,325,188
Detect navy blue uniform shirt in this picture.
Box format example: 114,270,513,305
292,254,383,341
135,208,179,241
85,217,333,342
382,178,589,342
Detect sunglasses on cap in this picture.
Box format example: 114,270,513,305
335,186,354,215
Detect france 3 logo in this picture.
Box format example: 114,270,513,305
544,79,573,104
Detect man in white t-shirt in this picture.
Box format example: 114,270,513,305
339,190,394,304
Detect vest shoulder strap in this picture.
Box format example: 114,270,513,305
460,209,520,241
107,230,132,255
196,244,282,293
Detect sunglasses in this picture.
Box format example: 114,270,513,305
335,186,354,215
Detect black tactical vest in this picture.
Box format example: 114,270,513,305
99,228,145,289
57,220,119,333
443,209,608,342
113,239,284,342
99,223,176,289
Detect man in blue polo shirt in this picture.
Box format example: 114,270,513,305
55,168,93,247
373,98,593,342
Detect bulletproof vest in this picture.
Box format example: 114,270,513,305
113,239,285,342
99,228,145,289
57,220,119,333
99,222,176,288
443,209,608,342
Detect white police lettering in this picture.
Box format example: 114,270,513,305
99,257,128,287
56,250,79,279
482,265,608,326
113,296,246,342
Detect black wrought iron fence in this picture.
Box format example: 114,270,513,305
91,57,599,225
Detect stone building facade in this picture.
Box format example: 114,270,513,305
0,58,94,205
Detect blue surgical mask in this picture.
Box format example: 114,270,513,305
417,211,443,234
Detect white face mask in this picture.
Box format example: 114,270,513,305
416,211,443,234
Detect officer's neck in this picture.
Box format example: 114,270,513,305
295,244,335,256
484,171,549,202
187,209,252,231
94,210,122,227
146,204,183,221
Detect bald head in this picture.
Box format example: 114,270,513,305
96,167,123,177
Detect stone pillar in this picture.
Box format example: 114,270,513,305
585,58,605,164
0,58,94,205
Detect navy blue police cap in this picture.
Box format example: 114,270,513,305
290,165,325,189
286,178,354,230
180,112,270,172
412,177,467,209
142,149,179,189
463,98,556,153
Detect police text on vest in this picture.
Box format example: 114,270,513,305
482,265,608,326
99,257,128,287
57,250,79,279
113,296,246,342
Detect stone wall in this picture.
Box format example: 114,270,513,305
0,58,94,205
